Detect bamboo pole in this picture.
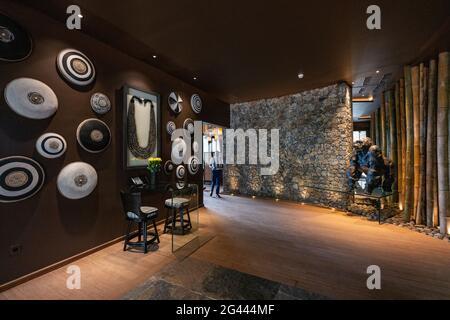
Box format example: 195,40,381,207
395,83,403,207
404,67,415,221
411,66,420,219
370,112,375,141
400,78,407,211
375,107,380,145
380,93,387,156
388,90,398,202
416,64,428,224
426,59,438,227
437,52,449,234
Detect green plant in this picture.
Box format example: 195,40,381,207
147,157,162,173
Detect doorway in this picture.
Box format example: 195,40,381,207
203,122,225,195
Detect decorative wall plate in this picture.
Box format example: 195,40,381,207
36,133,67,159
57,162,97,200
90,92,111,115
164,160,174,175
4,78,58,119
57,49,96,87
168,92,182,114
0,156,45,203
190,94,202,114
176,165,186,179
188,156,200,175
183,118,194,135
0,14,33,62
176,181,186,190
166,121,176,135
171,138,187,163
76,118,111,153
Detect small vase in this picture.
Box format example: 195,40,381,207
149,171,156,189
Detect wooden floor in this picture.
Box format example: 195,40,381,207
1,193,450,300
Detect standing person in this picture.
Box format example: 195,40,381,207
209,152,222,198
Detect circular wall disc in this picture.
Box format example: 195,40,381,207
176,165,186,179
4,78,58,119
76,118,111,153
57,162,97,200
36,133,67,159
0,156,45,203
171,138,187,163
166,121,176,135
57,49,96,87
90,92,111,115
168,92,182,114
183,118,194,135
0,14,32,62
164,160,175,175
176,181,186,190
190,94,202,114
188,156,200,175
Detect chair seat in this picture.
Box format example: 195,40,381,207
126,206,158,220
141,206,158,214
165,197,190,208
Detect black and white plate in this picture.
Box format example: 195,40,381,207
57,162,97,200
36,133,67,159
4,78,58,119
171,138,187,163
0,13,33,62
176,165,186,179
76,118,111,153
166,121,176,135
190,94,202,114
90,93,111,115
183,118,194,135
176,181,186,190
168,92,182,114
164,160,175,175
188,156,200,175
57,49,96,87
0,156,45,203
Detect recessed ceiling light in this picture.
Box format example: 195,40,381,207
298,73,304,79
152,55,157,59
376,70,380,74
193,77,198,80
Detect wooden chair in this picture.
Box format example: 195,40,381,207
120,191,160,253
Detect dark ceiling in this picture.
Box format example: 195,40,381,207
19,0,450,107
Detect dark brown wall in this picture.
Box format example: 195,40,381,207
0,1,229,285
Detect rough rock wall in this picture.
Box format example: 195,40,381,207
223,83,353,209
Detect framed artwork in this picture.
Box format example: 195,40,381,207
122,85,161,169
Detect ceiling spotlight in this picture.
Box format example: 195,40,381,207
298,73,304,79
152,55,157,59
193,77,198,80
376,70,380,74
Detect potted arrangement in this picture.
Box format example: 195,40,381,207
147,157,162,188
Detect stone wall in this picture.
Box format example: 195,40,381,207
223,83,353,209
